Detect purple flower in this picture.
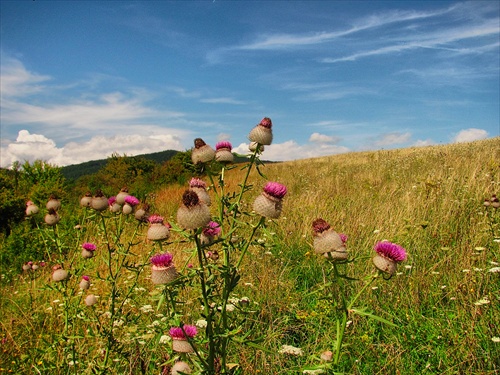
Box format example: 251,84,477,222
374,241,407,262
82,243,97,251
124,195,140,206
263,182,287,199
169,325,197,339
259,117,272,129
215,141,232,151
189,178,207,188
150,253,173,267
148,214,165,224
39,261,46,267
82,275,90,281
203,221,221,237
339,233,348,244
108,196,117,205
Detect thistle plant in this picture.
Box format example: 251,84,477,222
304,218,407,372
157,119,286,374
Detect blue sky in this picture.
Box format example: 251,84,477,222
1,0,499,167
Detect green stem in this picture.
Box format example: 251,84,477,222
235,216,266,269
348,273,378,310
332,263,348,365
194,233,213,371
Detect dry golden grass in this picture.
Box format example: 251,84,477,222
1,137,499,374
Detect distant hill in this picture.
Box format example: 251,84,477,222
61,150,180,180
60,149,273,180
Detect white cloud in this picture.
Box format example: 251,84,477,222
413,139,434,147
309,133,340,144
452,128,489,143
0,56,52,97
374,132,412,147
232,7,453,51
322,18,499,63
200,97,245,105
233,140,349,162
0,130,184,168
217,133,232,142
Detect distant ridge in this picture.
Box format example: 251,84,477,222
60,149,275,180
61,149,180,180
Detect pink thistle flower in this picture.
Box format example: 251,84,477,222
259,117,272,129
263,182,287,199
124,195,140,206
39,261,46,267
189,178,207,189
169,325,197,339
312,218,331,234
82,275,90,281
150,253,174,267
108,196,117,205
215,141,232,151
374,241,407,262
82,243,97,251
148,214,165,224
203,221,221,237
339,233,348,244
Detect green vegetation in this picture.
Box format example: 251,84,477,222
0,137,499,374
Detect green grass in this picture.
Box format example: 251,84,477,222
1,137,499,374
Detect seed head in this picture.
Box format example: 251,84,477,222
312,218,331,234
182,190,200,208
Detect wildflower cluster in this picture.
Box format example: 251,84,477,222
17,114,414,374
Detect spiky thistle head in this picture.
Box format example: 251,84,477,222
312,218,331,235
182,190,200,208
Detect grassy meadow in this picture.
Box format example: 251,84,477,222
1,137,499,374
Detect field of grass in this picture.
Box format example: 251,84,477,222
1,137,499,374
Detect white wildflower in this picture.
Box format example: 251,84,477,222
159,335,171,344
474,298,490,306
303,370,325,375
196,319,208,328
279,344,304,356
140,305,154,313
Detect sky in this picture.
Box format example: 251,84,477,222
1,0,499,168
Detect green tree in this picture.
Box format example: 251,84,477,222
0,169,26,235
